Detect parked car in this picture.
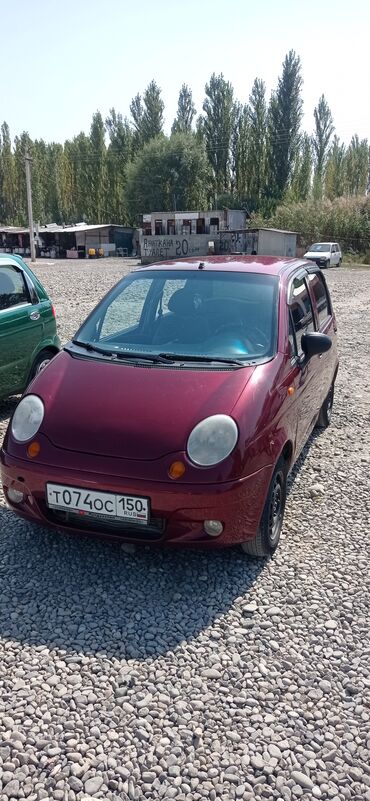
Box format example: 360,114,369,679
0,255,60,401
304,242,342,268
1,256,338,557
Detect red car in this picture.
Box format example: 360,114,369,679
1,256,338,557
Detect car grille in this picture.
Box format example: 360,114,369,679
43,505,166,541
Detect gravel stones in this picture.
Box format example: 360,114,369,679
0,263,370,801
291,771,315,790
84,776,104,794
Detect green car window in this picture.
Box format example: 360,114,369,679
0,265,30,311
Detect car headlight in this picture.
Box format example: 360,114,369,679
11,395,44,442
187,414,238,466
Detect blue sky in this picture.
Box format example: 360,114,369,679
2,0,369,145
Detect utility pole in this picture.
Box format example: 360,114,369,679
25,150,36,262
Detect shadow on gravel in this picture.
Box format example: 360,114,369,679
286,426,322,498
0,505,265,660
0,427,324,660
0,397,18,425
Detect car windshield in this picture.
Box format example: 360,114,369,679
75,269,279,364
309,243,331,252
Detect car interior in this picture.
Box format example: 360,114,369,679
93,276,277,359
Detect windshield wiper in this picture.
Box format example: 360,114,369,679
71,340,173,363
113,351,174,364
71,339,114,356
159,352,246,366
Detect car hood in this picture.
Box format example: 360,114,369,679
33,350,255,460
304,250,330,259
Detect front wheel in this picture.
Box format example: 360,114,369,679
241,457,287,557
316,383,334,428
29,349,56,380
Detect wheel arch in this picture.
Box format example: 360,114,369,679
28,345,60,384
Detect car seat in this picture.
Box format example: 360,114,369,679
152,288,210,345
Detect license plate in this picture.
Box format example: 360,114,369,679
46,483,149,525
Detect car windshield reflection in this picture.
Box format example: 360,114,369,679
309,243,331,252
75,270,279,364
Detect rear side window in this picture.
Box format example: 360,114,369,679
308,273,331,327
0,266,30,311
289,275,315,356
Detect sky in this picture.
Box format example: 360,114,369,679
1,0,369,146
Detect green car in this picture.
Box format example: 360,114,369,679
0,255,60,401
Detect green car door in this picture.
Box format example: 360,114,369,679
0,258,60,400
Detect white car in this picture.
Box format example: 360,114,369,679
304,242,342,268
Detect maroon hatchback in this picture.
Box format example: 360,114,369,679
1,256,338,556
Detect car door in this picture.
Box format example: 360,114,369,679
286,271,322,456
0,264,43,398
330,244,336,266
307,270,337,401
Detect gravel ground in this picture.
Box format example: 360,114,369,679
0,260,370,801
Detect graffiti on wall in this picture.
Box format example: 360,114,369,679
141,236,206,262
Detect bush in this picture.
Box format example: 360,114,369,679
251,196,370,254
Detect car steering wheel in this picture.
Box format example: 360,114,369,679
247,327,270,351
213,320,244,336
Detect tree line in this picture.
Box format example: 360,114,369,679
0,50,369,230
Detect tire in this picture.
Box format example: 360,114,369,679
241,457,287,558
316,382,334,429
327,259,332,269
337,259,342,268
29,349,55,380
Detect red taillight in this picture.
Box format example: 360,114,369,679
52,304,56,318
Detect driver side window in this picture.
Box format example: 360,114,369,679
289,275,315,356
0,266,30,311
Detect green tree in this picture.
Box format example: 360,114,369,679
231,102,249,203
130,81,164,148
142,80,165,143
32,139,49,223
344,135,369,195
312,94,334,199
246,78,267,210
290,133,312,201
65,132,91,222
172,84,196,134
0,122,16,223
125,132,210,221
45,143,64,222
325,135,346,199
265,50,303,204
86,111,107,222
129,93,144,152
200,73,236,198
13,132,34,225
105,108,133,222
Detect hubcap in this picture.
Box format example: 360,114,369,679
268,475,283,544
36,358,51,374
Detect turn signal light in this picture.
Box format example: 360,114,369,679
27,441,40,458
168,461,186,480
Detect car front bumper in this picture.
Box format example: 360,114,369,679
1,451,273,548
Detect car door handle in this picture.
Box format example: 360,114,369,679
29,311,40,321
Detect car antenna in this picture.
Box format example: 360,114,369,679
198,261,205,269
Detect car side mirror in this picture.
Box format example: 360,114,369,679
301,332,332,360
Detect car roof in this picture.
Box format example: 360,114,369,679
308,242,338,246
0,254,27,268
138,255,307,278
